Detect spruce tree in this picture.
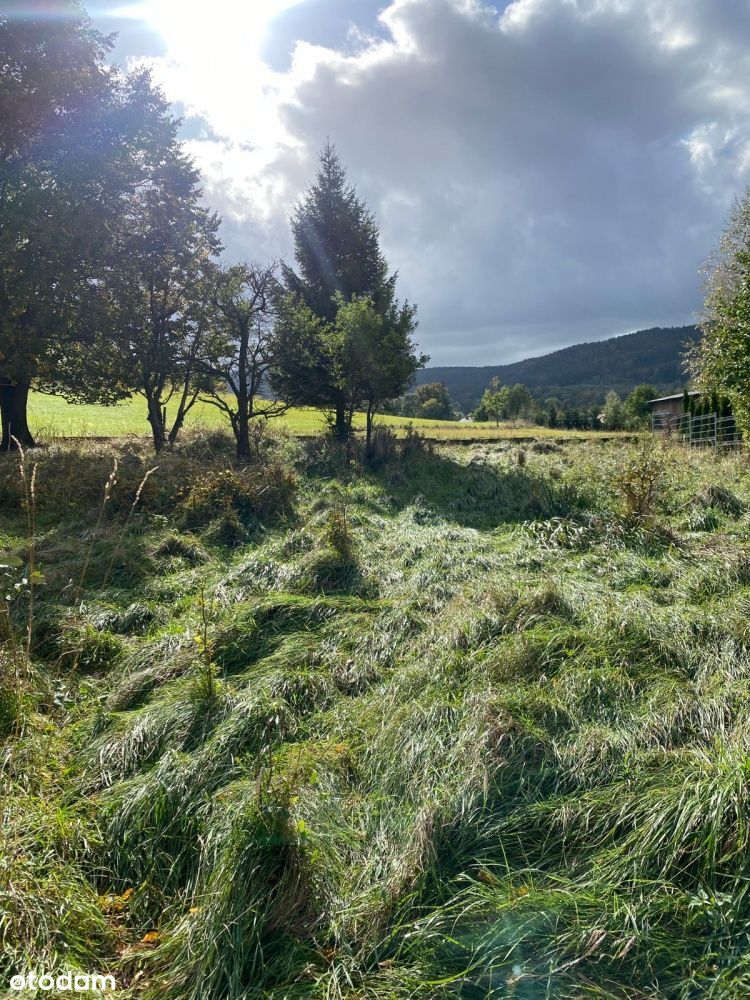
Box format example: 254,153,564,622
275,143,423,440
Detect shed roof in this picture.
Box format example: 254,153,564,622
647,391,699,405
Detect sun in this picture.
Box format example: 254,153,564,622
112,0,306,58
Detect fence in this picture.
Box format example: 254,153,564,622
651,410,742,448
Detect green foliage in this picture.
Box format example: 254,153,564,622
625,382,657,427
410,381,455,420
505,382,536,419
0,4,126,447
0,12,224,451
197,262,286,460
0,677,23,739
692,188,750,431
613,440,667,516
602,388,627,430
474,376,508,424
99,74,222,452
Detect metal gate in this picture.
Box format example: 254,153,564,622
651,410,742,448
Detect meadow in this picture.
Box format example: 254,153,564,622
2,428,750,998
28,391,614,442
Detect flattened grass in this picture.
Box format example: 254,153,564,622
3,436,750,997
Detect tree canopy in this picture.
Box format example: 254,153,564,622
690,188,750,430
98,72,222,451
0,4,220,450
0,1,123,446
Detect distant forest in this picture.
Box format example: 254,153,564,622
414,325,700,412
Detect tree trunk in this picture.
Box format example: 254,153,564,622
146,393,167,452
168,388,198,447
0,380,35,451
236,392,251,462
366,404,374,456
334,403,348,442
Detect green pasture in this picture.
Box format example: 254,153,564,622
28,390,620,441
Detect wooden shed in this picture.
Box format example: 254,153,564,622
647,391,699,426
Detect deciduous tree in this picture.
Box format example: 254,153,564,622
476,377,508,425
100,75,221,452
199,262,287,460
0,2,127,448
689,189,750,430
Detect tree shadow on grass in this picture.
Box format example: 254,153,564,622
372,449,579,530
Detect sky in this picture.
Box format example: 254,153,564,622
90,0,750,365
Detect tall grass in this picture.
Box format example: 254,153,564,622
2,435,750,996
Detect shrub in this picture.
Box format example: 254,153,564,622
181,464,296,531
613,443,666,517
400,427,433,460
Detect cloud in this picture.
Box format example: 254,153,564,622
122,0,750,363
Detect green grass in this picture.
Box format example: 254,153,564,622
2,433,748,997
28,390,620,441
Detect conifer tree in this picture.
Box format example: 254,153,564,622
274,143,424,440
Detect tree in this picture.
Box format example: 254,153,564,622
477,377,508,426
625,383,656,428
0,2,130,448
689,188,750,431
198,262,287,460
100,73,222,452
411,382,454,421
505,383,535,421
276,142,414,439
332,294,423,450
602,390,627,430
272,292,423,450
544,397,562,428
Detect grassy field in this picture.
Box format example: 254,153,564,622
28,390,616,441
2,432,750,997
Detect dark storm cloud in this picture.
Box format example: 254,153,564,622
101,0,750,364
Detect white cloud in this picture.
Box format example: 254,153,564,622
118,0,750,363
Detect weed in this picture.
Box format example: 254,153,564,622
613,440,667,516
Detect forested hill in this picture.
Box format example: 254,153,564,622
415,325,700,412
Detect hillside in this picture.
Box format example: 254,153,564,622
416,324,700,412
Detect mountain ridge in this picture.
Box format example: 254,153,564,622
414,324,700,412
